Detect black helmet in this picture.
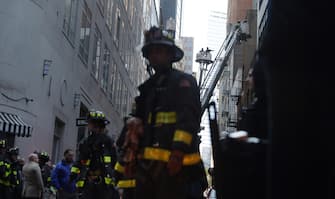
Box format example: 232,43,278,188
86,110,110,125
141,26,184,62
7,147,19,156
0,139,6,149
38,151,50,162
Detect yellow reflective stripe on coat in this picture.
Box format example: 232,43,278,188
183,153,201,165
117,179,136,188
143,147,201,165
0,179,10,186
104,177,114,185
71,166,80,174
148,112,177,124
114,162,125,173
76,180,85,188
5,171,10,177
144,147,170,162
47,177,51,182
156,112,177,124
81,159,91,166
173,130,192,145
104,156,111,163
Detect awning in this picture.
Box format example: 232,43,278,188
0,112,32,137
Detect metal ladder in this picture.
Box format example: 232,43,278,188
200,28,242,115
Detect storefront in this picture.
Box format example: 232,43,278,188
0,111,32,147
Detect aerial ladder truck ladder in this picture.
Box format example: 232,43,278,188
200,26,246,115
200,25,250,199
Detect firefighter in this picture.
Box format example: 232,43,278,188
113,116,136,199
70,110,118,199
0,147,22,199
126,26,207,199
0,139,9,198
37,151,54,196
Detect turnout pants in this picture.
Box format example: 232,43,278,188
135,160,187,199
80,182,119,199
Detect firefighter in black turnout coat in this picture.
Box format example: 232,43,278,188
124,26,207,199
70,110,118,199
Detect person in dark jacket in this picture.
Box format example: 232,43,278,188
51,149,76,199
0,139,9,199
0,144,22,199
37,151,53,190
126,26,207,199
1,147,22,199
70,110,118,199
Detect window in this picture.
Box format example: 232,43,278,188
109,62,117,103
106,0,114,32
128,1,133,25
52,118,65,164
92,26,102,79
127,91,132,115
79,1,92,64
131,6,136,26
63,0,78,43
122,89,130,117
0,131,14,148
112,68,119,105
116,77,123,112
114,8,121,45
101,44,110,91
121,85,127,116
123,0,128,11
97,0,105,15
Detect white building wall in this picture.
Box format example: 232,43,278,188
0,0,145,162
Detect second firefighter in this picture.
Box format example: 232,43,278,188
70,110,118,199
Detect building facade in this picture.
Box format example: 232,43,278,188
218,3,257,132
207,10,227,57
227,0,253,31
0,0,149,163
159,0,183,38
257,0,270,48
198,4,228,170
143,0,160,30
180,37,194,74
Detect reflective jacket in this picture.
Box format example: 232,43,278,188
40,164,52,188
0,156,20,188
136,68,203,168
71,132,117,188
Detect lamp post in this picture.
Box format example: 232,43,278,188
195,47,213,88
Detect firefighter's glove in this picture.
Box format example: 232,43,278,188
167,150,184,176
124,117,144,149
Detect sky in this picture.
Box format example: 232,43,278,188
181,0,228,167
181,0,228,73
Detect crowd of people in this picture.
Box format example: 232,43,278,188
0,139,77,199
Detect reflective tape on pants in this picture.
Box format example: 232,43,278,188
143,147,201,165
117,179,136,188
